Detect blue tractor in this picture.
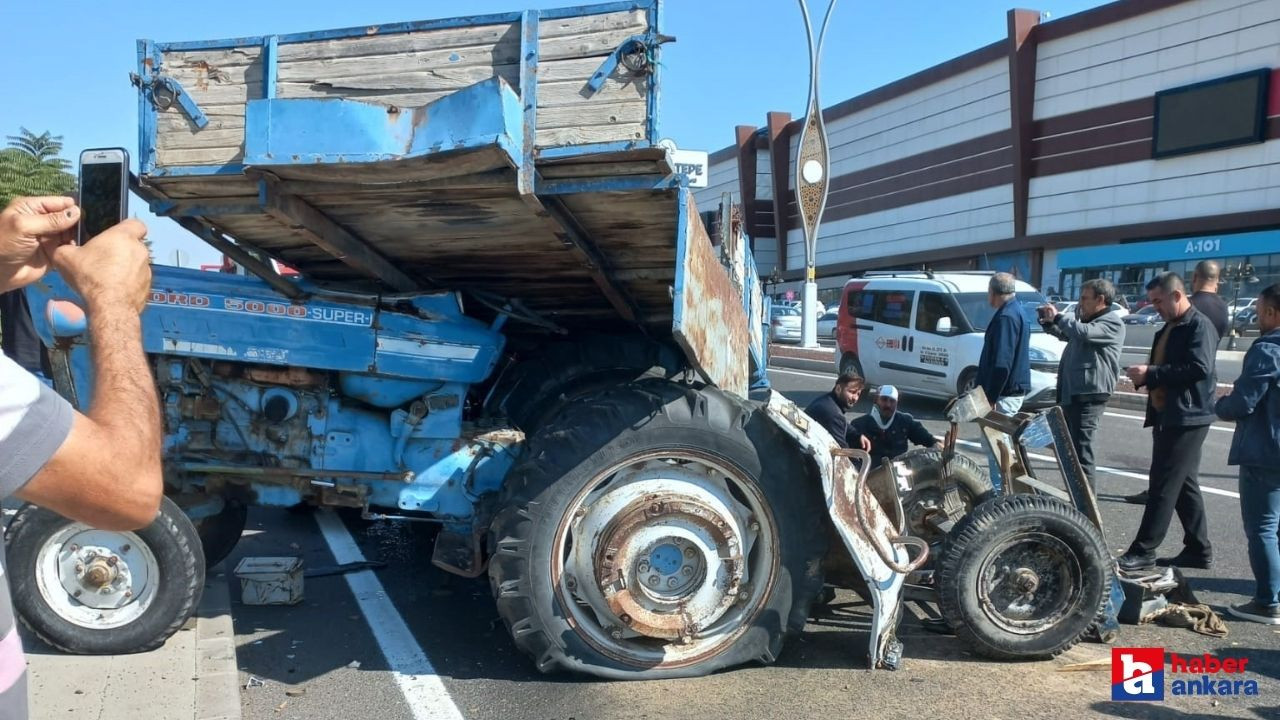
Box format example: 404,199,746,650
10,1,1115,678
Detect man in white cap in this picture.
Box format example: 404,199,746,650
850,385,941,467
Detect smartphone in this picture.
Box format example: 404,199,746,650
77,148,130,245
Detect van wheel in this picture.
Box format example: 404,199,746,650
838,353,864,379
957,368,978,398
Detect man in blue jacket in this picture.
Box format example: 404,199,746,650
1214,284,1280,624
976,272,1030,490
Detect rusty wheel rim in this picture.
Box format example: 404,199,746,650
551,449,779,669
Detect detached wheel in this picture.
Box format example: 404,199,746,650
6,496,205,654
896,448,994,545
936,495,1109,660
194,500,248,568
489,380,826,679
957,367,978,398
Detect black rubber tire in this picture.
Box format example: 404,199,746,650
936,494,1110,661
6,496,205,654
194,500,247,568
486,336,687,432
956,367,978,398
838,352,864,379
895,448,995,544
488,379,827,680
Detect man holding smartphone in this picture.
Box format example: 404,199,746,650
0,195,161,719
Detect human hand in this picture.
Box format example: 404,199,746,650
1126,364,1149,386
1040,304,1058,322
51,219,151,314
0,196,81,291
859,435,872,453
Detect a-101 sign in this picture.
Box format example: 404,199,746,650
1184,238,1222,254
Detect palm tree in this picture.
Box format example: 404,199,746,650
6,127,70,170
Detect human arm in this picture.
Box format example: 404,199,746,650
1144,322,1212,389
1215,344,1280,421
1054,312,1125,346
908,418,940,449
13,220,163,531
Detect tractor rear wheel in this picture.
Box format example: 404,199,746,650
488,379,826,679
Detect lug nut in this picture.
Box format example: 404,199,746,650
609,627,623,639
648,575,659,586
619,614,632,625
747,521,760,532
637,562,649,573
69,544,79,552
124,590,132,598
682,566,693,576
683,547,696,558
107,556,118,567
73,590,82,598
74,564,84,576
667,578,677,588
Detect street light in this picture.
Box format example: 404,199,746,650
795,0,836,349
1222,261,1258,351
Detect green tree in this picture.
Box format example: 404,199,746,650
0,128,76,206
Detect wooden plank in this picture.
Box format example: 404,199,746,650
279,23,519,62
536,101,645,130
537,123,645,147
260,183,420,291
147,176,260,198
155,146,245,166
161,47,262,70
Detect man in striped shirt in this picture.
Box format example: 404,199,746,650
0,196,163,719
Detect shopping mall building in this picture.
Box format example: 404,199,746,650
694,0,1280,305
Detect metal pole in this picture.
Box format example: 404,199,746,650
795,0,836,348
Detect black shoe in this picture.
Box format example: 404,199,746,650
1156,551,1213,569
1227,600,1280,625
1117,552,1157,572
1123,490,1149,505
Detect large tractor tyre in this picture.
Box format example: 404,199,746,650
838,353,864,379
194,500,248,568
895,448,994,545
936,495,1110,661
486,336,687,432
6,496,205,654
488,379,827,680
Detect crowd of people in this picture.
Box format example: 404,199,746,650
805,266,1280,627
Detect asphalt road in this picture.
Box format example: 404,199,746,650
224,366,1280,720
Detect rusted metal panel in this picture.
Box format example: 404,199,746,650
760,391,911,669
671,189,750,397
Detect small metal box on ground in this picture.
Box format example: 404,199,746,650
234,556,304,605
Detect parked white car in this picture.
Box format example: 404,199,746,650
770,305,803,343
817,311,839,338
832,272,1064,407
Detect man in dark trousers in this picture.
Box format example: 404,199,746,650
1214,283,1280,624
976,272,1030,491
850,385,940,466
1118,272,1217,571
1190,259,1229,341
804,372,872,451
1039,278,1125,489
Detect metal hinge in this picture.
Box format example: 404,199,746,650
584,33,676,96
130,71,209,129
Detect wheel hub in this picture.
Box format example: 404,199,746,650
978,533,1080,635
58,542,141,610
564,459,765,646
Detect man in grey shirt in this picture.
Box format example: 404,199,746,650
1039,278,1126,489
0,196,162,720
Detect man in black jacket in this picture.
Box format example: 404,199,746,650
1190,260,1229,341
850,385,940,466
1118,272,1217,571
804,372,872,451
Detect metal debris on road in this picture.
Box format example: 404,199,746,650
245,675,266,689
347,660,361,669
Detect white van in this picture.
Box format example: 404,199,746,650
832,272,1064,407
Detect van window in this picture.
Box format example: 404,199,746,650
876,290,913,328
846,290,873,319
915,292,952,334
952,292,1047,333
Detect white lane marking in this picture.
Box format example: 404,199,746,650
953,439,1240,499
316,510,465,720
1102,410,1234,434
768,367,838,380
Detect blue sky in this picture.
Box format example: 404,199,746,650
0,0,1108,267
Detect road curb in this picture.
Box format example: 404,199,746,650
194,565,240,720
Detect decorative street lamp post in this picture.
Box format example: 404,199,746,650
795,0,836,349
1222,261,1258,351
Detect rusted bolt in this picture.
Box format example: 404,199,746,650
683,547,696,559
74,564,84,576
69,544,79,552
679,634,694,645
747,521,760,532
619,614,632,625
609,627,623,640
124,590,132,598
106,556,118,567
648,503,662,515
73,590,82,598
120,544,131,553
574,508,587,518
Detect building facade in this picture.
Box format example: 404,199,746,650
695,0,1280,306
